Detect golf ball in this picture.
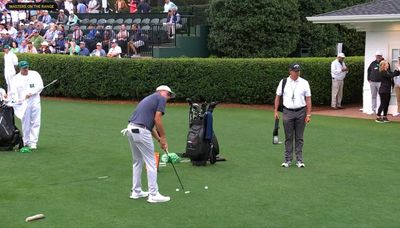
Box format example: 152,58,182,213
184,191,190,194
204,186,208,190
176,188,180,192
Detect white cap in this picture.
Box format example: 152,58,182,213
375,51,383,56
96,42,102,46
337,53,345,58
156,85,175,98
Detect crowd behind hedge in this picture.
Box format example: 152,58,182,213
0,54,364,105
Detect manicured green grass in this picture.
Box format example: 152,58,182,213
0,99,399,227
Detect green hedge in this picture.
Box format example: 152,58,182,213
0,54,364,105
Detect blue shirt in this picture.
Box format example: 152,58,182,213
129,93,166,130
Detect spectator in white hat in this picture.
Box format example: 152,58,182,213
330,53,348,109
107,39,122,58
90,42,106,57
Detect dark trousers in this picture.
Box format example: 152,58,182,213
377,93,391,116
283,108,306,163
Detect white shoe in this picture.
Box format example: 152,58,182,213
296,162,305,168
281,161,291,168
30,144,37,150
129,190,149,199
147,192,170,203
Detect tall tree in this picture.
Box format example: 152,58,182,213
208,0,300,57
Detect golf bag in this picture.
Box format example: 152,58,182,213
0,102,23,151
184,98,220,166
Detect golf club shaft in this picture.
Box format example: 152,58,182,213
165,149,185,191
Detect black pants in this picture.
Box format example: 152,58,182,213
377,93,391,116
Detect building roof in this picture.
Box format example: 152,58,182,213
307,0,400,24
317,0,400,17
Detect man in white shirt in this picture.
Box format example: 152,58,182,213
274,64,312,168
331,53,349,109
10,61,44,150
107,39,122,58
3,44,18,93
163,0,177,12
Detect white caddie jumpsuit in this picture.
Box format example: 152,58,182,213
10,70,44,148
3,51,18,92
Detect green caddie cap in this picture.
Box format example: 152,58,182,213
18,61,29,69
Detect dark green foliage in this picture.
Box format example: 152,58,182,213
0,54,363,105
208,0,300,58
296,0,369,57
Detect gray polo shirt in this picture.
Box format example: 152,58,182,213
129,92,167,130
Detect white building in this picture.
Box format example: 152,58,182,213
307,0,400,114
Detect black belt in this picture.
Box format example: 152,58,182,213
284,106,305,112
131,123,147,129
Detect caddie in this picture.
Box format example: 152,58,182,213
3,44,18,92
9,61,43,150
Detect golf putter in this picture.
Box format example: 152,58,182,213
272,118,281,145
165,149,185,191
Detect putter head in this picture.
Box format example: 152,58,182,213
273,136,279,144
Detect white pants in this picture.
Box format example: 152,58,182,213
4,69,16,93
22,101,41,147
126,124,158,195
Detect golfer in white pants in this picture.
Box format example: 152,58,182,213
3,44,18,93
123,85,175,203
10,61,43,150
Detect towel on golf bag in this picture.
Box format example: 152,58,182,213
204,111,213,141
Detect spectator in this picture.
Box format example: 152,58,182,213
7,24,18,39
128,0,137,13
18,39,28,53
116,24,129,55
10,41,19,53
137,0,151,13
367,51,385,115
72,25,84,43
66,11,79,26
57,24,67,38
56,10,68,25
10,10,19,27
88,0,100,13
65,0,75,13
78,41,90,56
165,7,181,39
115,0,128,13
43,24,58,44
375,60,400,123
102,25,115,52
90,42,106,56
0,9,11,24
2,31,15,47
163,0,177,13
85,23,97,51
394,56,400,117
55,0,65,12
15,31,24,46
54,33,67,53
25,22,35,37
17,10,27,25
38,41,51,54
107,39,121,58
26,41,38,54
68,40,80,55
39,10,52,25
28,29,44,50
77,0,88,13
331,53,349,109
127,24,144,57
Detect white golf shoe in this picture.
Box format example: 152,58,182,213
281,161,291,168
296,162,305,168
147,192,170,203
129,190,149,199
